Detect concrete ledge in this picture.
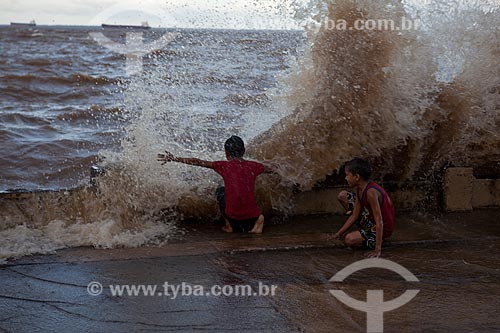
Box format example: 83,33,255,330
292,167,500,214
444,167,474,211
473,179,500,208
291,182,433,215
443,167,500,211
292,188,345,215
0,168,498,218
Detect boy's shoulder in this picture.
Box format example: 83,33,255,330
367,182,388,193
243,160,265,171
213,159,264,169
366,182,392,205
229,160,265,174
243,159,264,166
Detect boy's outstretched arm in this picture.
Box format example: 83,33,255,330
263,162,280,174
157,151,213,169
333,197,361,239
366,189,383,258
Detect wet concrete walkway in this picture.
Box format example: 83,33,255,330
1,209,500,332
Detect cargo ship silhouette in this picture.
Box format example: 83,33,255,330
10,20,36,27
101,21,151,30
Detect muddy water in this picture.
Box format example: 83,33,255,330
1,212,499,332
1,243,498,332
2,0,499,263
232,243,500,332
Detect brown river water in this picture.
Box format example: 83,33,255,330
0,0,499,268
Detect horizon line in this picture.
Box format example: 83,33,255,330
0,23,302,31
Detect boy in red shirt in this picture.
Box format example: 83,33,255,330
157,136,272,233
333,158,395,257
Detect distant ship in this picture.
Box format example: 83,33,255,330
101,21,151,30
10,20,36,27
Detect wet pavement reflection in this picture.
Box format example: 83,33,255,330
1,210,500,332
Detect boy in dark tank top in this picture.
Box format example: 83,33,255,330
334,158,395,257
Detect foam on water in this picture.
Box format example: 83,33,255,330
0,38,294,261
0,219,178,262
250,0,499,188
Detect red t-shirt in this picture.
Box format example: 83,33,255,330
358,182,395,239
212,159,265,220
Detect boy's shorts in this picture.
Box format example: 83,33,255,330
227,216,260,233
346,191,356,212
215,186,259,233
346,191,379,250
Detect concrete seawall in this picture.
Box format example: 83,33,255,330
0,167,498,221
292,167,500,215
291,181,435,215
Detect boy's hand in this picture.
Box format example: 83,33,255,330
366,249,381,258
328,232,342,240
263,162,280,174
157,151,176,165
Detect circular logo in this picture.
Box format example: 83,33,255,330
87,281,104,296
329,258,420,333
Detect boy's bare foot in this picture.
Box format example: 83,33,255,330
222,226,233,233
222,219,233,233
249,215,264,234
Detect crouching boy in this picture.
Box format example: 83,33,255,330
333,158,395,257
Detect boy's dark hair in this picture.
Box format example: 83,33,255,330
224,135,245,158
345,157,372,180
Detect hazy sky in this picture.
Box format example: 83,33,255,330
0,0,301,29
